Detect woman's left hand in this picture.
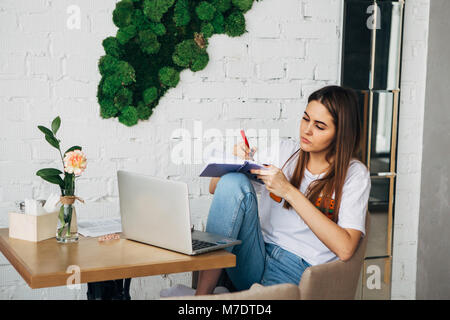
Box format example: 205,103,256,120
250,165,292,199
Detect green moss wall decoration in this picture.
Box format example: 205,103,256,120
97,0,263,127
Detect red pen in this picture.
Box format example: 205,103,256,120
240,130,250,149
240,129,254,159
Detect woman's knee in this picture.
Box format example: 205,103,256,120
215,172,254,195
206,173,258,236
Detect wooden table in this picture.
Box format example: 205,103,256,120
0,229,235,293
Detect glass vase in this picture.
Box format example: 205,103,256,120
56,200,79,243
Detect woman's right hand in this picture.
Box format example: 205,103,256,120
233,142,257,160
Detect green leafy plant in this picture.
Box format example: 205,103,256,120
36,117,87,238
97,0,263,126
36,117,86,195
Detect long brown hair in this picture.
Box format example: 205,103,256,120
282,85,362,223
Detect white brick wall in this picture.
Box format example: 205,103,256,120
0,0,342,299
391,0,430,300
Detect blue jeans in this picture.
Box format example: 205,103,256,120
206,172,311,291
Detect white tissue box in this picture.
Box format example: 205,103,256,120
8,211,60,242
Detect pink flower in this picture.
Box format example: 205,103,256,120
63,150,87,176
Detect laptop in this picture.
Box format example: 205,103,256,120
117,170,241,255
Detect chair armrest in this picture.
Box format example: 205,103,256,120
162,283,300,300
298,259,363,300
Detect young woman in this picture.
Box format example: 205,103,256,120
195,85,371,295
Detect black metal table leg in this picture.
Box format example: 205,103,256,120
87,278,132,300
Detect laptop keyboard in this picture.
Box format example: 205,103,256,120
192,239,217,251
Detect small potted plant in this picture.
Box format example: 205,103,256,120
36,116,87,243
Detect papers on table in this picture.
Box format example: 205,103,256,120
77,217,122,237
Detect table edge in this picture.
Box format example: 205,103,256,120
0,230,34,287
0,228,236,289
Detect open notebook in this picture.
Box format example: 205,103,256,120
199,156,268,184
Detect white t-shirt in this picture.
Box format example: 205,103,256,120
252,138,371,266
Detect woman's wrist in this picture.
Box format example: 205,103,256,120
283,183,299,203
